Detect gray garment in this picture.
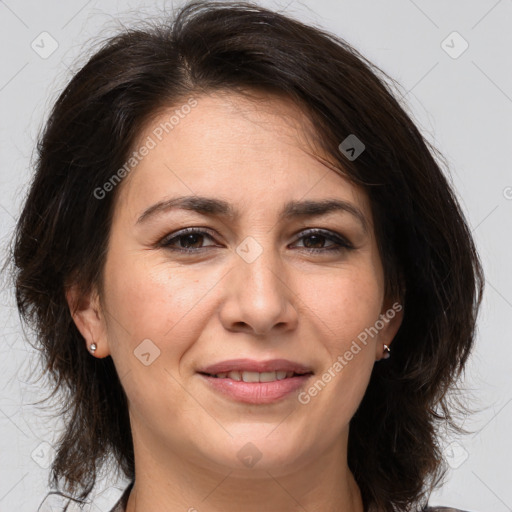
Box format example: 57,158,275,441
109,482,471,512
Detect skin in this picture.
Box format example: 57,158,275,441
68,90,403,512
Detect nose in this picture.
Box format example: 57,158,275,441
219,242,299,337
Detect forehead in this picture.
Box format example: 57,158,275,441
114,91,373,226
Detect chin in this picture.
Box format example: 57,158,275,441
193,430,310,476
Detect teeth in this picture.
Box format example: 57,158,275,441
242,371,261,383
258,371,278,382
228,371,242,381
211,370,298,382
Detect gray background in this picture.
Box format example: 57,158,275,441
0,1,511,511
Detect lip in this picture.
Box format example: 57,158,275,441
197,358,314,405
198,358,314,375
198,373,313,404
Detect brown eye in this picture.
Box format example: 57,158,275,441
160,228,218,252
159,228,353,254
292,229,353,254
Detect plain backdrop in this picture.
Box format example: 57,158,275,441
0,1,511,511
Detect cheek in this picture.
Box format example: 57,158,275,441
102,250,224,352
299,264,383,341
295,267,382,412
101,258,217,419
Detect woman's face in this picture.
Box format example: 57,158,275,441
74,91,402,477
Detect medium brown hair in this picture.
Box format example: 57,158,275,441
9,2,483,511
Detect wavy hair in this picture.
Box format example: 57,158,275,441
9,2,483,511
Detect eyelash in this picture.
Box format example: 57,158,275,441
158,227,354,254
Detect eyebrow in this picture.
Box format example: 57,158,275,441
136,195,368,233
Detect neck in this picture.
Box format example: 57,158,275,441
125,429,364,512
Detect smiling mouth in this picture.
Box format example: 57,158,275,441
199,370,313,382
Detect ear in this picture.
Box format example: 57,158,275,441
375,297,404,361
65,283,110,358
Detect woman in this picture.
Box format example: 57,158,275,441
11,1,483,511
